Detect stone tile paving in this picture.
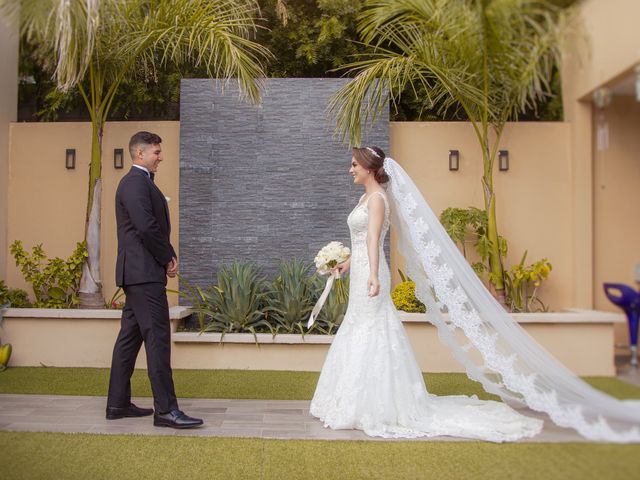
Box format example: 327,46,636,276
0,394,588,443
1,369,638,442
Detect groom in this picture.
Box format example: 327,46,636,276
106,131,202,429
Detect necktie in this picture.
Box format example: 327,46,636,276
149,172,155,182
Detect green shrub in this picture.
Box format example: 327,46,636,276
309,274,349,335
266,259,316,335
172,276,216,331
105,287,125,310
0,280,31,308
9,240,87,308
503,251,553,313
175,261,354,337
392,280,426,313
196,261,273,340
439,207,553,312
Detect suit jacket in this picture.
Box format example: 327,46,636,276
115,167,176,286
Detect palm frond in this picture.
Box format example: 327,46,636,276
119,0,271,104
1,0,99,91
1,0,270,103
329,0,572,144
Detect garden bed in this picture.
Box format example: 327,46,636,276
0,307,623,375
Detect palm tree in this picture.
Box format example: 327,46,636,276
1,0,271,307
329,0,571,304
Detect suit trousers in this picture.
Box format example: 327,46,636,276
107,282,178,413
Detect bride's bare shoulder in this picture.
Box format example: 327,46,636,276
367,190,388,206
366,192,386,215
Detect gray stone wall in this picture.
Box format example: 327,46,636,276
179,78,388,288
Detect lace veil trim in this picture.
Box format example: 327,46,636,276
383,157,640,443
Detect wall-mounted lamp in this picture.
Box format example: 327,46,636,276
448,150,459,171
498,150,509,171
114,148,124,169
592,87,612,109
65,149,76,169
593,87,612,151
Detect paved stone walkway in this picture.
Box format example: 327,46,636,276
1,369,638,443
0,394,594,442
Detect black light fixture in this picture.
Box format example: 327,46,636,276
498,150,509,171
114,148,124,169
65,149,76,169
448,150,459,171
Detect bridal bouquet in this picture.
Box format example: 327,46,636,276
308,241,350,328
314,241,351,275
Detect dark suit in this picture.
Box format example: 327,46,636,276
107,166,178,413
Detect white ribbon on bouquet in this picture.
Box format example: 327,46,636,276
307,271,341,328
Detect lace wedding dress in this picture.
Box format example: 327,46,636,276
312,157,640,443
310,191,544,441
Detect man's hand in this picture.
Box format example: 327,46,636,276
166,257,178,278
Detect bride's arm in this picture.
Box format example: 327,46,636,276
366,195,385,297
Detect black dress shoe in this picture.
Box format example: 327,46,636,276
154,410,203,429
106,403,154,420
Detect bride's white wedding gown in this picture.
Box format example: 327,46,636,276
310,191,543,441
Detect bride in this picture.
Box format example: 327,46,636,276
310,146,640,442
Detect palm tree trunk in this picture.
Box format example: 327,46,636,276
78,119,104,308
478,0,505,306
77,68,125,309
482,138,506,307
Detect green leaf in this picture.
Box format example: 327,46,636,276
47,287,65,300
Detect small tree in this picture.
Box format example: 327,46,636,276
1,0,271,306
329,0,571,304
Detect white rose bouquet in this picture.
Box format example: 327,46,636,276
308,241,351,328
314,241,351,276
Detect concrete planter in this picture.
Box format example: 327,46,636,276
0,307,623,376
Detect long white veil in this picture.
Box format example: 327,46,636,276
383,157,640,442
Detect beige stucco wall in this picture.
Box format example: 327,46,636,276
0,312,619,376
5,122,180,305
389,121,573,310
592,96,640,343
0,18,18,281
563,0,640,106
5,121,575,311
561,0,640,310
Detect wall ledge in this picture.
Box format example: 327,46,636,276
396,309,624,325
1,307,617,375
2,306,622,325
171,309,624,344
1,306,192,320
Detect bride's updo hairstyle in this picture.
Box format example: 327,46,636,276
352,146,390,184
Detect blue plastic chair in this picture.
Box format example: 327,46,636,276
603,283,640,368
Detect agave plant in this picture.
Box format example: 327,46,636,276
170,275,217,331
265,259,316,335
201,261,272,341
309,274,349,335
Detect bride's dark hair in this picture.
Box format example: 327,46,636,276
352,146,389,184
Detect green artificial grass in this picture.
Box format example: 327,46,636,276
1,371,640,479
1,367,639,401
1,431,639,480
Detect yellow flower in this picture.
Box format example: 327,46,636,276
391,281,426,313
